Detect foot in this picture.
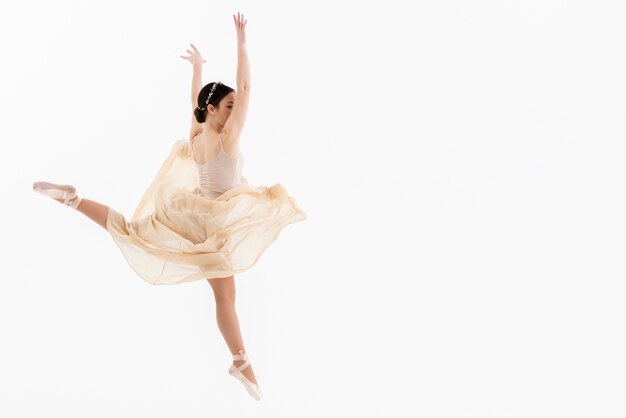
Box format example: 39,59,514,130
33,181,82,209
229,349,262,400
233,358,257,385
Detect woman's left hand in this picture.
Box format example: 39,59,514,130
180,43,206,66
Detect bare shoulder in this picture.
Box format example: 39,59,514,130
189,132,212,163
190,132,202,148
221,128,241,157
189,111,204,141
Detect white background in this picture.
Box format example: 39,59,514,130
1,0,625,417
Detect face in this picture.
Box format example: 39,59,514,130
209,91,235,124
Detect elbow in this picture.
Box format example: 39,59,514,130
237,82,250,92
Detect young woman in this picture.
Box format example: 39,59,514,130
32,12,306,401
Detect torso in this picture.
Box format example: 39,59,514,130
190,129,240,164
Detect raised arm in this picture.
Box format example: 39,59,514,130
180,43,206,139
234,13,250,90
224,12,250,144
191,62,203,106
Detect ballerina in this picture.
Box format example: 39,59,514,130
33,12,307,401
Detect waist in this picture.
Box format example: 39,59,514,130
198,180,241,199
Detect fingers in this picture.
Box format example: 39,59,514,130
233,12,247,27
180,43,205,64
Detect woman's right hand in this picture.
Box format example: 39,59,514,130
180,43,206,66
233,12,247,46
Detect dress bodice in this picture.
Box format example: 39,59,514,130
191,134,244,199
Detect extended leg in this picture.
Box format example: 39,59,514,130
33,181,110,231
76,199,110,231
207,275,258,385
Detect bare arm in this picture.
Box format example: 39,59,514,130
180,43,206,139
181,43,205,105
224,12,250,142
236,42,250,91
191,62,203,105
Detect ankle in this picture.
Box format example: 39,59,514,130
232,348,247,360
68,195,82,210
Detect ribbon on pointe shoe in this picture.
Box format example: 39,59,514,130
232,349,250,370
66,194,82,209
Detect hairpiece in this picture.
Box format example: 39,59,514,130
197,81,222,111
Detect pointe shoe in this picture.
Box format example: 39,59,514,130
229,349,263,400
33,181,82,209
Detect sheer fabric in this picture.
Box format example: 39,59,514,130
105,139,307,285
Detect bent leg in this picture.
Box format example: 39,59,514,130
76,198,110,231
207,275,258,384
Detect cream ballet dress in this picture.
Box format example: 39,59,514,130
105,134,307,285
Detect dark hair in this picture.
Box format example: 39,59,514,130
193,81,236,123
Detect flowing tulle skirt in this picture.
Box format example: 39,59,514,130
105,139,307,285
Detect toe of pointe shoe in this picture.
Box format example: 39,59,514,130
33,181,78,204
33,181,63,198
33,181,46,191
248,383,263,401
229,366,263,400
33,181,69,194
